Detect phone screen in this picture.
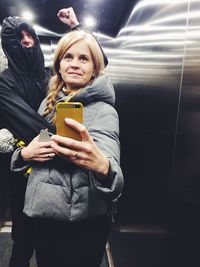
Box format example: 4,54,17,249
56,102,83,140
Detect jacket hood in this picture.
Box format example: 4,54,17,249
1,16,45,78
71,73,115,106
40,73,115,123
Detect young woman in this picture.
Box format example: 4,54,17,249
11,30,123,267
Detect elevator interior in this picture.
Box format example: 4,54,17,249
1,0,200,266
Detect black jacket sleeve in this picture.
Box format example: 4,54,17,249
0,87,55,144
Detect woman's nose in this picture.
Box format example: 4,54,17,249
70,58,80,68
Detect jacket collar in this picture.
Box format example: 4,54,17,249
58,74,115,107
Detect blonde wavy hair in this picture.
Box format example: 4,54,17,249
43,30,105,119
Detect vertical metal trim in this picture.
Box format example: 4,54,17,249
171,0,191,171
106,242,115,267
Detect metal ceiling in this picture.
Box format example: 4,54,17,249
0,0,138,37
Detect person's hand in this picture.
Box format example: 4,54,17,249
51,119,110,178
57,7,79,28
21,135,56,162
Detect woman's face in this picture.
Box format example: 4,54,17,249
59,40,95,90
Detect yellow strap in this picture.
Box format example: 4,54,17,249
24,167,32,177
16,140,26,148
15,139,31,177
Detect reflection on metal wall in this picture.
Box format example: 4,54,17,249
105,0,188,86
106,0,188,229
167,1,200,266
104,1,200,265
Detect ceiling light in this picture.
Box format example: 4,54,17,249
83,16,97,28
21,10,34,22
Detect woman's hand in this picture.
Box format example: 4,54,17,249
21,135,56,162
51,119,110,178
57,7,79,28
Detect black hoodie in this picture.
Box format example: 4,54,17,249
0,17,55,144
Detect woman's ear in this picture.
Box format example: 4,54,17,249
91,74,96,80
92,70,96,78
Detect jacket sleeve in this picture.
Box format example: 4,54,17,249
0,86,55,144
10,147,30,173
88,104,124,200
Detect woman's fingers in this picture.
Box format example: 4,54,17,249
50,119,106,170
64,118,92,142
51,118,94,153
51,140,77,158
39,147,55,154
29,136,56,159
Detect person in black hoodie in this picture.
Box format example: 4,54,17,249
0,16,54,267
0,7,108,267
0,17,55,144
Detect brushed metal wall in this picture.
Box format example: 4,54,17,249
109,0,188,229
105,1,200,265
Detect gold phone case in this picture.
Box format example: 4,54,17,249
56,102,83,140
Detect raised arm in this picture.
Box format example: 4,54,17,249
57,7,79,28
57,7,108,67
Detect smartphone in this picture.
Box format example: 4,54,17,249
56,102,83,141
38,129,52,142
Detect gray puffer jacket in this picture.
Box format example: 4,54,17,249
11,74,124,222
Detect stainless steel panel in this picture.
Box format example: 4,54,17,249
167,1,200,265
107,1,188,228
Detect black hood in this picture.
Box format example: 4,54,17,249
1,16,45,78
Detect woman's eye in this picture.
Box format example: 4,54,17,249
80,56,88,62
64,54,72,61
